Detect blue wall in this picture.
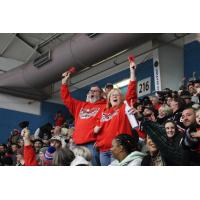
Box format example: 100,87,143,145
0,101,72,143
184,40,200,80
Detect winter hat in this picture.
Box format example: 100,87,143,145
39,147,48,155
45,146,56,160
50,135,62,143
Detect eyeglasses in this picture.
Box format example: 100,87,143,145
89,89,100,93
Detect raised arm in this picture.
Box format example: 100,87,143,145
130,61,136,81
22,128,38,166
61,71,84,115
125,60,137,104
142,120,183,165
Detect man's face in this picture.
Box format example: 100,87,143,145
184,98,191,105
34,141,42,149
194,83,200,94
11,144,18,153
188,85,195,94
87,86,101,103
143,108,156,122
105,86,113,95
181,108,196,127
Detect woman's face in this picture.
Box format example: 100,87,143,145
146,135,158,155
50,140,61,149
137,105,143,112
158,108,166,118
110,90,122,107
166,97,172,106
39,152,45,161
111,139,122,161
169,100,179,112
196,110,200,126
165,122,176,138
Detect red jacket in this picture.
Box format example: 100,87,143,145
54,115,66,126
61,84,107,145
96,81,137,152
24,145,38,166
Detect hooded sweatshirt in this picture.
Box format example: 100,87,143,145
61,84,106,145
110,151,145,166
96,81,137,152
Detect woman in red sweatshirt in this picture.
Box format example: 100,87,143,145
94,60,138,166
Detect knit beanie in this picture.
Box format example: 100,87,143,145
39,147,48,155
45,146,56,160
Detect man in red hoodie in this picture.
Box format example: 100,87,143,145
61,71,107,165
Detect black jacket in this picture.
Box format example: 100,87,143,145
142,119,184,166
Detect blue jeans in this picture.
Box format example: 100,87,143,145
100,151,112,166
81,142,100,166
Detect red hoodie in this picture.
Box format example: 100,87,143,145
54,115,66,126
60,84,107,145
24,145,38,166
96,81,137,152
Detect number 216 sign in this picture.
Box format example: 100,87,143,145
137,77,151,97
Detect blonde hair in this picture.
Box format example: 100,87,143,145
72,146,92,162
159,104,173,116
106,88,124,109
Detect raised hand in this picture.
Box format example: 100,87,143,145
130,61,136,70
21,127,30,138
21,128,31,146
94,126,102,134
62,71,71,85
191,131,200,138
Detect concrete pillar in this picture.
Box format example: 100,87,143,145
153,41,184,91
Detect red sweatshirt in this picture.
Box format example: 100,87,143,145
24,145,38,166
61,84,107,145
54,115,66,126
96,81,137,152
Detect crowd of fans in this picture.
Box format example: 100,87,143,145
0,58,200,166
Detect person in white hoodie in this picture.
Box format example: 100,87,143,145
71,146,92,166
110,133,145,166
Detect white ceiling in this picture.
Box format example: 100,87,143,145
0,33,74,72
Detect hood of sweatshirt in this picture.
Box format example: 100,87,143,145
110,151,146,166
119,151,146,166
